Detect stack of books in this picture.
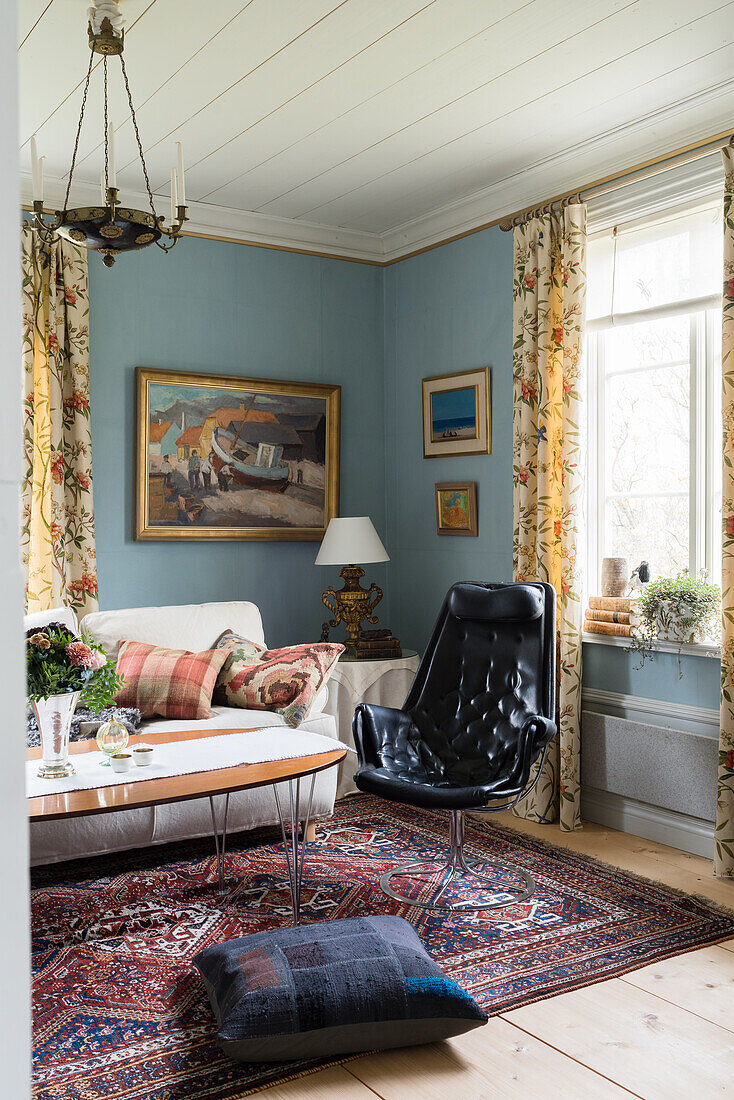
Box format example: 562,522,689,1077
584,596,638,637
355,629,402,660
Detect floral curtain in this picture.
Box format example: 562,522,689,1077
21,227,98,619
511,204,587,832
717,145,734,877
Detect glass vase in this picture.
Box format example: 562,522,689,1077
33,691,80,778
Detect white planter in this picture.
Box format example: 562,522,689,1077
653,600,705,644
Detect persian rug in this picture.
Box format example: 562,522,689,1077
32,794,734,1099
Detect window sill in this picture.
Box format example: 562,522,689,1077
581,632,720,659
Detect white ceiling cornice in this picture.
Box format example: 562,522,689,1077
379,79,734,262
20,173,385,264
21,77,734,269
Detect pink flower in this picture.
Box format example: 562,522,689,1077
29,633,50,650
66,641,106,670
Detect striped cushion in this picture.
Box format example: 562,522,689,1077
115,640,229,720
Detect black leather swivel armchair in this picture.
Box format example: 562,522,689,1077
353,582,557,912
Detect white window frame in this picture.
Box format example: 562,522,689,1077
586,296,721,600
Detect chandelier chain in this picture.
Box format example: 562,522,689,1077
103,56,109,191
63,45,95,214
119,51,158,223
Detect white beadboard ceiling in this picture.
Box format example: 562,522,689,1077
18,0,734,262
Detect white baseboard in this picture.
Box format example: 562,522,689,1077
581,786,714,859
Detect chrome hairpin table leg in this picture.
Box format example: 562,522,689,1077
273,774,316,925
209,792,230,896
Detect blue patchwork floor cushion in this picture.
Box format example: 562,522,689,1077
193,914,487,1061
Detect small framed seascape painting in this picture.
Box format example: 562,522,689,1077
435,482,478,537
422,367,491,458
135,367,340,541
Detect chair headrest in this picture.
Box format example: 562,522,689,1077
447,583,545,623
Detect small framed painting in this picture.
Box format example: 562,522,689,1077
435,482,478,537
422,367,491,458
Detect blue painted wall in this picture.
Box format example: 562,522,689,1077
382,224,719,712
88,223,717,707
383,228,514,649
88,236,387,648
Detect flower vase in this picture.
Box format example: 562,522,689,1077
33,691,80,778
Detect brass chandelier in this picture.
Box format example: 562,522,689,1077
28,0,187,267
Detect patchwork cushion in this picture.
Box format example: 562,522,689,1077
115,640,229,720
194,915,487,1061
213,630,343,728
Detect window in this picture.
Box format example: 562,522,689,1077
586,202,723,598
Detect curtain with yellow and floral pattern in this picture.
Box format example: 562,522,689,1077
21,227,98,618
511,204,587,831
717,145,734,876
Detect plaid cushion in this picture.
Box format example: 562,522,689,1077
115,640,229,720
213,630,343,728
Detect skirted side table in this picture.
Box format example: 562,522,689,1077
324,650,420,798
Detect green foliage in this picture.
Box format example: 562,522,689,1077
630,571,721,673
26,622,123,710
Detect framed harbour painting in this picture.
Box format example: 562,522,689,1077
135,367,340,541
422,367,491,458
435,482,478,537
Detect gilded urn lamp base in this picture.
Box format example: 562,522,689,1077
322,565,383,651
315,516,390,651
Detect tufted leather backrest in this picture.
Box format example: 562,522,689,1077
402,582,556,787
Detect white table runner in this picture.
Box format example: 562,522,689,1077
26,729,347,799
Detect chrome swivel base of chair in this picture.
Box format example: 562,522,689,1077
380,809,535,913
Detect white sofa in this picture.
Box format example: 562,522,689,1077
28,601,339,866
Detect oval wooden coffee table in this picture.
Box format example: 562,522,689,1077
27,726,347,924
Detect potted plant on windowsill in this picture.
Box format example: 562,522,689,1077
629,571,721,672
27,622,123,778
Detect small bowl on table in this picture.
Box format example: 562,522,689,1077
110,752,132,774
132,744,155,767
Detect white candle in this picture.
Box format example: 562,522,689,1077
107,120,116,187
101,168,106,204
31,134,40,200
175,141,185,207
38,156,44,204
170,166,178,226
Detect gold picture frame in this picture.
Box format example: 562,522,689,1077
422,366,491,458
135,367,340,541
435,481,478,537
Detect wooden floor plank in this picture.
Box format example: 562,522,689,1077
345,1017,635,1099
619,944,734,1031
503,978,734,1098
263,1065,379,1099
485,812,734,909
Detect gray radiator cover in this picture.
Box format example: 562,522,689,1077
581,710,717,823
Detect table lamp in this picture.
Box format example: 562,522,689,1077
315,516,390,651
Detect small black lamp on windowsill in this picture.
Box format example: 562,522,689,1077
315,517,390,652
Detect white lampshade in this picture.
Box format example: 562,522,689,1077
314,516,389,566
